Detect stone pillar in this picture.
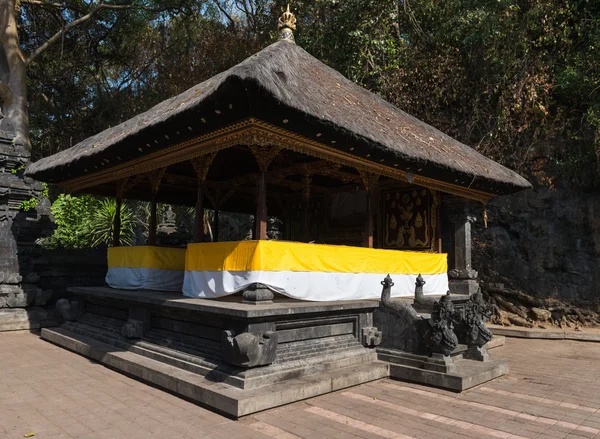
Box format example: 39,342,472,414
0,130,55,331
444,196,479,295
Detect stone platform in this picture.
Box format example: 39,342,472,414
42,287,388,418
42,286,508,417
378,346,508,391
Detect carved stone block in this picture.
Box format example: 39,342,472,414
424,353,458,373
361,327,382,347
55,299,81,323
242,283,275,305
223,330,278,367
466,345,491,362
121,319,145,339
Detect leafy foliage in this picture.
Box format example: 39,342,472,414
41,194,134,248
89,198,135,247
22,0,600,188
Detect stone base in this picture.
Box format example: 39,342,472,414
37,286,389,417
42,327,389,418
378,347,508,391
0,308,57,331
448,279,479,295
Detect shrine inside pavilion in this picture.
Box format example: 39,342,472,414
25,7,530,417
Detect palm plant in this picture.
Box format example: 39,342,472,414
88,198,135,246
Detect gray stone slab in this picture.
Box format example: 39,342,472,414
41,327,389,418
68,286,380,318
489,325,600,342
484,335,505,349
0,308,57,331
389,358,509,392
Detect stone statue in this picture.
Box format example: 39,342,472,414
222,330,278,368
413,273,436,309
424,294,459,356
380,274,420,325
458,290,493,348
158,206,176,235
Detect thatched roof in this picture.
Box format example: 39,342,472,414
26,40,531,196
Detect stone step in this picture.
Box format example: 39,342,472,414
144,329,222,360
41,327,389,418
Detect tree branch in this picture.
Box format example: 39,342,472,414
212,0,236,30
20,0,70,8
25,2,134,66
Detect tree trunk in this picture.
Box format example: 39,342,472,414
0,0,30,153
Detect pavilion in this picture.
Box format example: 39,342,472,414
26,7,530,417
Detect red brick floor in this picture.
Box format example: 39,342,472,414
2,332,600,439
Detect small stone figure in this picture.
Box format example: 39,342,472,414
223,330,278,367
158,206,177,235
424,294,459,356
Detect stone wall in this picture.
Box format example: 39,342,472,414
473,186,600,306
34,247,107,303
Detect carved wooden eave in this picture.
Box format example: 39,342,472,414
60,118,495,203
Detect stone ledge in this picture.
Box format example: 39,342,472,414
388,359,509,392
41,327,389,418
68,286,380,318
0,308,57,332
488,325,600,342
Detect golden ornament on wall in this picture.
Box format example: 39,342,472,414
415,212,423,228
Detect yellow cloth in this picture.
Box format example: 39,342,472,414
108,246,186,271
185,241,447,275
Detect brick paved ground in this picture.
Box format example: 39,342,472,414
2,332,600,439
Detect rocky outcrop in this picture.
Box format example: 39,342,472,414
473,185,600,327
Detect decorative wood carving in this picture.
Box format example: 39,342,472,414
382,186,437,251
249,145,282,172
190,153,217,183
61,118,495,203
148,167,166,194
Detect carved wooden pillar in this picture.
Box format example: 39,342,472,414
113,179,128,247
361,173,379,248
249,146,281,241
214,190,221,242
147,168,166,246
191,154,216,243
432,190,442,253
303,174,312,241
256,171,267,240
114,196,122,247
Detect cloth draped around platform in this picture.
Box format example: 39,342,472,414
106,246,186,291
183,240,448,301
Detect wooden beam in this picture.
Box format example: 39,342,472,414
149,191,157,245
303,174,311,241
361,172,379,248
147,168,165,246
255,171,267,240
113,195,121,247
61,120,496,204
190,154,217,243
194,185,204,242
365,189,373,248
250,146,281,241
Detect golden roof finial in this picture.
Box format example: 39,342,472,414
278,4,297,43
